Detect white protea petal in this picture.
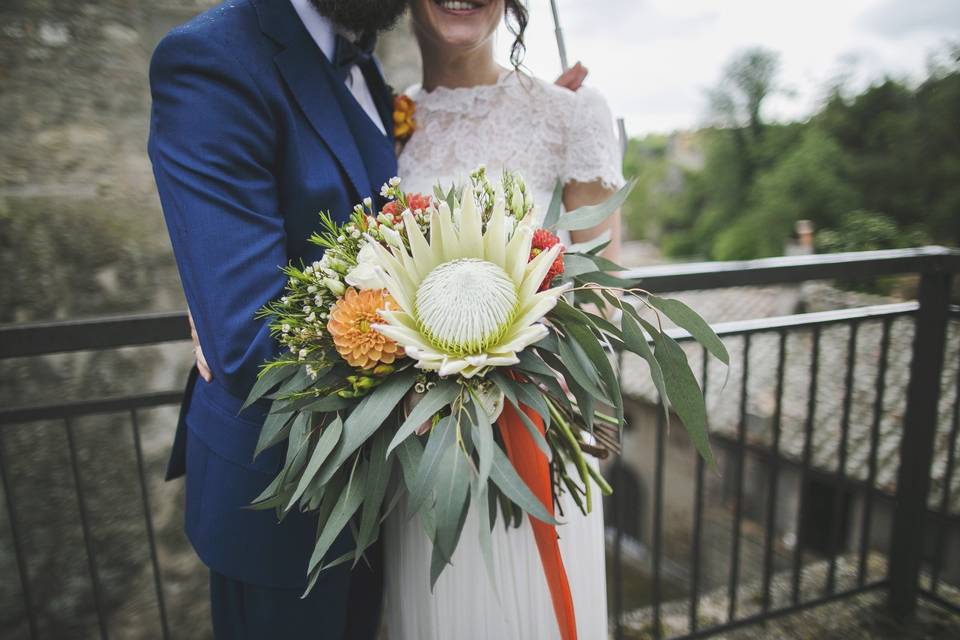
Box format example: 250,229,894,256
370,322,435,352
511,293,562,334
435,201,462,259
505,226,533,284
373,267,415,317
403,211,438,277
495,323,550,354
370,242,419,300
517,244,563,304
483,198,507,267
459,187,484,259
439,357,471,377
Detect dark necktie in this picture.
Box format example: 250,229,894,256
332,32,376,83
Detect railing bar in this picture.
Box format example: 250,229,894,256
0,391,184,426
918,588,960,616
130,410,171,640
0,427,39,640
826,321,858,595
761,330,787,614
652,402,666,640
671,581,888,640
668,302,917,343
727,334,750,622
858,317,891,586
65,417,109,640
930,339,960,593
688,349,708,634
0,311,190,358
622,245,959,294
792,325,820,605
612,456,624,640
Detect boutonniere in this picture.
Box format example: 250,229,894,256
392,93,416,144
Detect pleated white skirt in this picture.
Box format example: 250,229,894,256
382,468,608,640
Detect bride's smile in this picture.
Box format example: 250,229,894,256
413,0,502,53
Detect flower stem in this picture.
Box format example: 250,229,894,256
547,396,592,513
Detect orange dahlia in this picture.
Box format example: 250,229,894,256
327,288,404,370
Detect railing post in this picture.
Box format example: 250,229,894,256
888,267,952,618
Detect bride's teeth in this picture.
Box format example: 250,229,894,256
439,1,477,11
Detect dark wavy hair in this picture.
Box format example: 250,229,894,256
504,0,529,69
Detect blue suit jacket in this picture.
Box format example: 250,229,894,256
148,0,397,590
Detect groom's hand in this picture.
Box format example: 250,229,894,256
189,311,213,383
555,61,588,92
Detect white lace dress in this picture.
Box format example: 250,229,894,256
383,71,625,640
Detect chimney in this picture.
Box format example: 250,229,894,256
795,219,815,254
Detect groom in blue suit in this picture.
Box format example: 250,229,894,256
148,0,404,637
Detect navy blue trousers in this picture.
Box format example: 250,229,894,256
209,541,383,640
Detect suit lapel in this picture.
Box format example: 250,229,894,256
254,0,371,201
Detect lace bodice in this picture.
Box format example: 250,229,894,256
397,71,625,226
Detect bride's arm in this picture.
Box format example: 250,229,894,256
563,180,622,264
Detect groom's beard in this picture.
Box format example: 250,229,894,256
309,0,408,38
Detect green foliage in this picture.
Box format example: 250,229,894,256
816,211,928,253
621,45,959,260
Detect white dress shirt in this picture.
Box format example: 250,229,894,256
290,0,387,135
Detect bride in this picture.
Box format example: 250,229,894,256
384,1,625,638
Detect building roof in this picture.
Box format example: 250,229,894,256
620,280,960,514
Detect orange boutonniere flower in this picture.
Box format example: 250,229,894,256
393,94,416,143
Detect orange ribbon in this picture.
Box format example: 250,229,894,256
497,402,578,640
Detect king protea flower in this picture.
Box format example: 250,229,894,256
369,187,570,378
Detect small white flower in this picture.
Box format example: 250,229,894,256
307,285,317,294
303,306,312,313
345,242,386,289
282,323,291,333
298,348,308,360
307,312,316,322
380,184,390,197
389,176,401,187
381,226,402,248
363,197,373,209
324,277,346,297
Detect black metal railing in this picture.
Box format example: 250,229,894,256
607,246,960,639
0,246,958,640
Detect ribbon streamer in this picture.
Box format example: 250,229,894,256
497,402,577,640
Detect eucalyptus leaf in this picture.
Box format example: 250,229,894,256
315,368,417,485
552,178,636,231
648,295,729,366
621,312,669,424
285,416,343,511
562,254,604,279
242,364,296,411
253,409,295,459
541,180,564,230
387,381,460,454
470,398,495,488
472,478,498,593
433,442,471,563
354,430,392,565
565,229,611,254
306,459,367,577
406,416,457,516
653,330,715,469
489,443,558,525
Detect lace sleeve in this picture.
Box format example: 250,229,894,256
562,87,626,190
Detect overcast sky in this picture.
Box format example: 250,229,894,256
495,0,960,136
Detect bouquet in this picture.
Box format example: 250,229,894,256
244,167,727,638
